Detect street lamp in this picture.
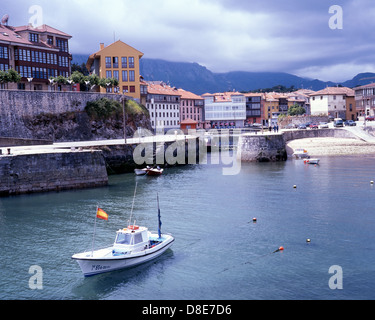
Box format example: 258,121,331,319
48,78,54,91
122,95,127,144
27,77,33,91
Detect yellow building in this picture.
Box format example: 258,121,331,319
86,40,144,100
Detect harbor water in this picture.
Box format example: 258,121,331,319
1,153,375,300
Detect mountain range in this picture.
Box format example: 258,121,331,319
72,54,375,95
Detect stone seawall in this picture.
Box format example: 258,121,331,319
240,134,287,162
0,90,122,139
283,128,360,142
0,150,108,196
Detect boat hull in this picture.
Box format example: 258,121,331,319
134,168,147,176
146,169,163,176
304,159,320,164
72,236,174,276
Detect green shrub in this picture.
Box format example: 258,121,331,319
85,98,122,119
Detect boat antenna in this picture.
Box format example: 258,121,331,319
129,181,138,225
157,192,162,239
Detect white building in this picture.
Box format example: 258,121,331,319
202,92,246,128
144,81,181,132
309,87,354,119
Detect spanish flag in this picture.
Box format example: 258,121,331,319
96,208,108,221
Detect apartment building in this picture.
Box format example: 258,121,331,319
202,92,246,128
244,93,263,125
0,22,72,90
144,81,181,131
309,87,355,120
86,40,144,101
354,83,375,119
263,93,281,126
178,88,205,129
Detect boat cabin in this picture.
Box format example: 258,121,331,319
113,226,149,254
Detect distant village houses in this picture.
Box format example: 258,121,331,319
1,18,374,130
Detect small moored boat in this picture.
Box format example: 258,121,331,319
146,166,164,176
134,166,150,176
293,148,309,159
304,158,320,165
72,188,174,276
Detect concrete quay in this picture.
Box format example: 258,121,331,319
1,126,372,196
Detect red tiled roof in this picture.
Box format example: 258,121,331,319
14,24,71,38
0,25,30,45
181,118,198,124
309,87,354,97
354,82,375,90
146,81,181,96
177,88,203,100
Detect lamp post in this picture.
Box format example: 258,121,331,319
122,95,127,144
48,78,54,92
27,77,33,91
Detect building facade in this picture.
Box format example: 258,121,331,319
86,40,144,101
0,23,72,91
244,93,263,125
144,81,181,131
202,92,246,128
354,83,375,119
178,88,205,129
309,87,355,120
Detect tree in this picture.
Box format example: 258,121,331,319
288,103,306,116
7,69,21,84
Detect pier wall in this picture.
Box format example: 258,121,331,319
282,128,360,142
0,150,108,196
240,134,287,162
0,90,122,139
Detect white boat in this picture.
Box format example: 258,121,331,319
72,188,174,277
72,226,174,277
134,166,150,176
293,148,309,159
304,158,320,165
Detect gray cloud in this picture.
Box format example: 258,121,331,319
1,0,375,82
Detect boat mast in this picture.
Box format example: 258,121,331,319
91,206,98,257
129,182,138,226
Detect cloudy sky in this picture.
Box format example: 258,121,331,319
2,0,375,82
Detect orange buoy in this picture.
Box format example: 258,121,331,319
253,218,257,223
278,246,284,251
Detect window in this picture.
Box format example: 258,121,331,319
116,233,132,244
113,70,119,81
29,33,39,42
47,36,53,45
105,56,111,68
121,57,127,68
56,38,68,52
106,70,112,78
122,70,128,82
0,46,8,59
123,86,129,93
113,57,118,68
129,70,135,82
130,86,135,93
129,57,134,68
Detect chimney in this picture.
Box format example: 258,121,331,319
100,43,104,50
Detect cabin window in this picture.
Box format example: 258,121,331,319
116,233,132,245
134,233,143,244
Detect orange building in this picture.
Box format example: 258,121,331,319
86,40,144,100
